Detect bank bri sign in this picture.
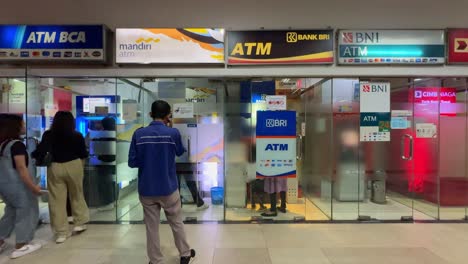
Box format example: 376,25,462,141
0,25,106,62
338,30,445,65
256,111,297,178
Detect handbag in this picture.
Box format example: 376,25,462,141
35,151,52,167
34,136,53,167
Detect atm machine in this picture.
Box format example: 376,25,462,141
75,95,123,207
173,123,199,204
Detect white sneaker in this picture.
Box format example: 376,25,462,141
73,225,87,233
10,243,42,259
0,242,6,254
56,233,71,244
196,204,209,211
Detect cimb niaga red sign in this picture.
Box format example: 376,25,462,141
448,29,468,64
412,87,457,116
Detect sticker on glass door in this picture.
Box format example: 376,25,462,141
360,112,391,141
359,82,391,142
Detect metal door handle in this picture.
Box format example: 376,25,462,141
187,136,191,161
408,134,414,161
401,134,413,160
296,135,303,160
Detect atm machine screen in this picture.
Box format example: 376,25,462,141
75,95,120,136
76,96,119,115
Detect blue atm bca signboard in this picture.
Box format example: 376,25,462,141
256,111,296,178
0,25,106,63
338,30,445,65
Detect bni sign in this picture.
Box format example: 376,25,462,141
360,82,390,113
360,82,391,142
338,30,445,65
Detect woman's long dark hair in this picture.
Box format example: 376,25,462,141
50,111,75,134
0,114,23,144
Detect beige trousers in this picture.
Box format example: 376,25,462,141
47,159,89,236
140,190,191,264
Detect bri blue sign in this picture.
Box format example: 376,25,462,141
256,111,296,137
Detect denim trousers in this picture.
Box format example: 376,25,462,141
0,183,39,244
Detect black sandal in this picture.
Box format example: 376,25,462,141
261,211,277,217
277,207,287,213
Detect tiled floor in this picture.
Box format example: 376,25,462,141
1,223,468,264
9,189,464,224
83,189,446,222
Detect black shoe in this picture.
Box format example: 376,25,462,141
180,249,196,264
277,207,287,213
261,211,277,217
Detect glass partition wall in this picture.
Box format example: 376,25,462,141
4,75,466,223
437,78,468,220
284,77,468,222
22,77,225,222
224,78,328,222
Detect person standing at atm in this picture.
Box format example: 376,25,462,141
261,178,287,217
129,100,195,264
33,111,89,244
86,116,118,209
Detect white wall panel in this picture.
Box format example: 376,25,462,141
2,0,468,29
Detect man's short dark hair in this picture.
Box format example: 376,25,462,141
151,100,171,119
101,116,116,131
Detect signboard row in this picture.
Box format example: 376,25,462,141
1,25,468,65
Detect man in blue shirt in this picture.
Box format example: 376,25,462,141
129,100,195,264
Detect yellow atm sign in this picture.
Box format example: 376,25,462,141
227,30,334,65
230,42,272,56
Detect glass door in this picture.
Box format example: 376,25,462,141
31,77,120,222
224,78,257,222
154,78,224,222
357,78,416,221
301,78,333,221
439,78,468,220
410,78,440,220
115,78,149,222
245,78,307,222
330,78,361,220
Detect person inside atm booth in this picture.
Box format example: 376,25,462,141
87,116,118,209
177,130,209,211
247,144,267,211
261,177,287,217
